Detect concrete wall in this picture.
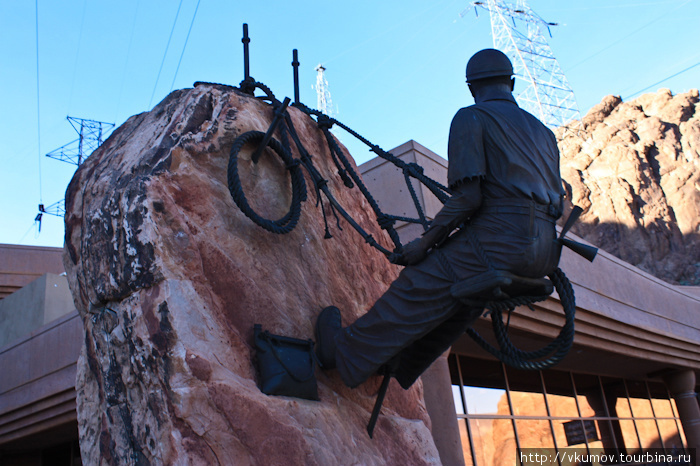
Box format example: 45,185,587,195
0,274,75,348
546,243,700,377
359,140,448,243
0,244,64,299
0,311,82,450
0,250,81,454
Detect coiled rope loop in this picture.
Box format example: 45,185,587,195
227,80,448,260
465,267,576,370
227,130,307,234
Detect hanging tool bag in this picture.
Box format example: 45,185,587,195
253,324,320,401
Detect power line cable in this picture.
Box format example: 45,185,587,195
169,0,201,92
372,26,471,146
549,1,690,11
624,60,700,100
67,0,88,112
565,0,691,72
18,220,39,244
149,0,184,108
114,0,141,122
35,0,42,203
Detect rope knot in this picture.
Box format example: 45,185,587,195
239,77,256,95
404,162,424,177
317,114,334,130
376,214,396,230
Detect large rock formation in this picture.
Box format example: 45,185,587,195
63,83,440,464
557,89,700,285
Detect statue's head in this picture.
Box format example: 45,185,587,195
465,49,513,83
466,49,515,99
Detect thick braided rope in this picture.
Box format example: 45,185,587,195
319,126,404,252
227,130,307,234
437,235,576,370
295,102,452,205
462,227,576,369
466,267,576,370
402,164,430,229
228,87,451,258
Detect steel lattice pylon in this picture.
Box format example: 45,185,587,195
35,200,65,225
466,0,580,129
46,116,114,166
38,116,113,222
315,64,334,117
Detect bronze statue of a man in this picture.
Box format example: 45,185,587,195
316,49,564,389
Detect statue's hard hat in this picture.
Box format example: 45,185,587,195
466,49,514,83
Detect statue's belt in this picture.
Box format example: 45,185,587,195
475,198,597,262
478,198,561,222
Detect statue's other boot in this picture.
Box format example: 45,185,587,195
315,306,342,370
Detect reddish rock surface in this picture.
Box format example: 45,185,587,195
63,83,439,465
557,89,700,285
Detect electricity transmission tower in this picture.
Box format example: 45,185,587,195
35,200,65,228
315,64,334,117
37,116,113,224
464,0,580,129
46,116,114,166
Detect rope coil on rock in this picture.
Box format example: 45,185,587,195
227,130,307,234
227,80,435,259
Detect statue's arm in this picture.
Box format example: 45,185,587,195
423,179,482,247
400,180,481,265
401,108,485,265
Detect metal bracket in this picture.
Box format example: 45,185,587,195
242,23,251,82
292,49,300,104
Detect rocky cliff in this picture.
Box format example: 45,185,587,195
557,89,700,285
63,83,440,465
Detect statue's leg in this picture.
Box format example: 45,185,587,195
392,305,483,389
334,235,485,388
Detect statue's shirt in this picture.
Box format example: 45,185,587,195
447,89,563,210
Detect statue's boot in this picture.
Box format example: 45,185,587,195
315,306,342,370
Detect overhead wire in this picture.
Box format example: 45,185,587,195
322,0,450,66
35,0,42,203
564,0,692,72
382,26,473,153
67,0,88,113
624,59,700,100
18,220,40,244
559,0,695,101
114,0,141,123
169,0,201,92
149,0,184,108
548,0,691,11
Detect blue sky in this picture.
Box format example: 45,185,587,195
1,0,699,248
